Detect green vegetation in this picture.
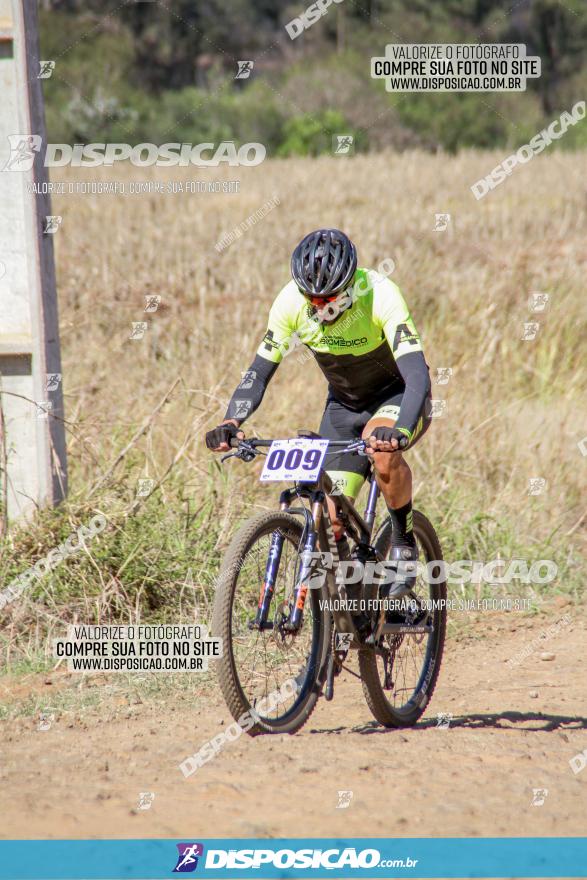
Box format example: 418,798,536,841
1,370,583,668
39,0,587,154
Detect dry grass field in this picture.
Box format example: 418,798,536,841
1,149,586,663
1,149,587,845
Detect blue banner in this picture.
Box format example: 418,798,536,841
0,838,585,879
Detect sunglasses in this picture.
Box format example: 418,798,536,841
301,291,345,308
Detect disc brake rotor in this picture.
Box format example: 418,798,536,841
272,601,297,646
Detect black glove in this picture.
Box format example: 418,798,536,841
205,422,241,450
368,426,410,449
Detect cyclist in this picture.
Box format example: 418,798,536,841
205,228,432,599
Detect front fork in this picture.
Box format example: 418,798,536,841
253,492,323,631
253,529,284,629
287,526,318,631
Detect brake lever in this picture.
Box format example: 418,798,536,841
220,450,239,463
221,441,257,463
347,439,369,456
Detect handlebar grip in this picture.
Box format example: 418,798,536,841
229,436,240,448
398,435,410,450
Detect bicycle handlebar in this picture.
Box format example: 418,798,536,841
228,435,408,452
228,437,271,448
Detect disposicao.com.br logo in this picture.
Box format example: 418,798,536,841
2,136,266,171
201,847,418,871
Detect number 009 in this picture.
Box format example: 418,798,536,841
266,447,322,471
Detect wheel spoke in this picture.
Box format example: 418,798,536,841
367,522,445,719
227,523,319,724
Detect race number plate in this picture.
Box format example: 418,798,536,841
260,438,329,483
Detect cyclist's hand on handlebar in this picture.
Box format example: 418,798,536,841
205,420,245,452
365,426,409,453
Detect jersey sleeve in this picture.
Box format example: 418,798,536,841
393,351,431,437
223,284,298,424
371,273,423,359
255,284,298,364
223,354,279,423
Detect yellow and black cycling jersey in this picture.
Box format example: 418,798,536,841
225,268,431,443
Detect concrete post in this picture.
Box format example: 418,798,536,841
0,0,67,522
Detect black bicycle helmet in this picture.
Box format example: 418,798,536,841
291,229,357,298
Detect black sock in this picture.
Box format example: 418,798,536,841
387,501,415,545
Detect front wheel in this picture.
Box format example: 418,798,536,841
358,509,446,727
211,511,331,735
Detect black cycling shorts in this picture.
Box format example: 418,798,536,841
318,389,432,498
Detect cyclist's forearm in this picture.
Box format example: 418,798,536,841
223,354,279,424
394,351,431,438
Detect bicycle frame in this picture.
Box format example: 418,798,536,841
225,435,408,646
253,449,384,646
218,436,445,727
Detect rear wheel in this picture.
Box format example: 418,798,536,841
212,511,331,735
358,509,446,727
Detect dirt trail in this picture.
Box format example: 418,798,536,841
1,606,586,840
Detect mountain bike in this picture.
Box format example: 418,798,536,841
211,433,446,735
